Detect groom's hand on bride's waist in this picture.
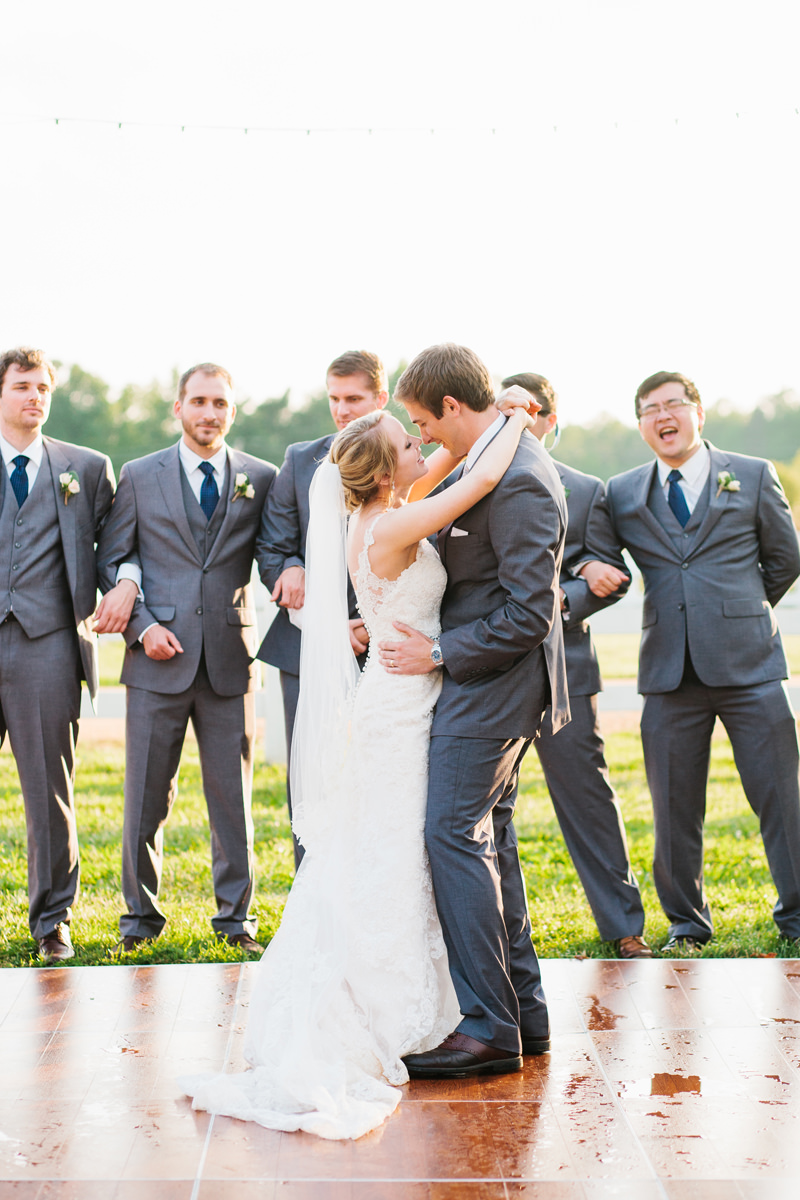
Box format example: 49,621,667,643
378,622,436,675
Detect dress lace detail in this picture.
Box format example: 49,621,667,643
180,515,459,1140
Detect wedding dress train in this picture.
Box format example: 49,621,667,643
181,514,460,1139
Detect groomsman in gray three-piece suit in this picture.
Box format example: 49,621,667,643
382,345,569,1079
0,346,115,961
255,350,387,865
604,370,800,952
502,372,650,959
95,363,276,953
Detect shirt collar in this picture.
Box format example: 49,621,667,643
465,413,507,471
0,431,44,469
656,440,710,488
179,439,228,476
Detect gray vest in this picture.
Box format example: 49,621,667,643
179,461,229,560
648,472,712,555
0,454,73,637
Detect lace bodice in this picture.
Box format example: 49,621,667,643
353,512,447,647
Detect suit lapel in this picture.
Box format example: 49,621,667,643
636,460,680,554
203,447,246,569
45,439,79,595
687,442,730,553
157,445,203,562
437,463,466,566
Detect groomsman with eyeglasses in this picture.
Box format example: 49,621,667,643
603,370,800,952
0,346,116,962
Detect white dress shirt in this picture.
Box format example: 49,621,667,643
1,432,44,491
656,442,710,515
464,414,506,473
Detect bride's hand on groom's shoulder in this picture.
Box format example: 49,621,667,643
495,385,541,422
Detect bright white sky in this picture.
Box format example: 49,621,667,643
2,0,799,429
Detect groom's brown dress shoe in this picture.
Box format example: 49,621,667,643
403,1032,522,1078
37,923,74,963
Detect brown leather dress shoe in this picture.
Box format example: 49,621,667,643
403,1032,522,1078
616,935,653,960
38,923,74,963
221,933,264,955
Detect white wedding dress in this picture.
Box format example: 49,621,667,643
181,515,460,1139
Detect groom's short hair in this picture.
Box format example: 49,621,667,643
502,372,557,417
394,344,495,418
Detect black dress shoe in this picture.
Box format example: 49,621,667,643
521,1034,551,1055
220,932,264,955
403,1032,522,1078
112,934,153,955
662,935,704,954
38,923,74,963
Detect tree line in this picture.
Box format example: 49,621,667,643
45,363,800,518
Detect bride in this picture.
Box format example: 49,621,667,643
181,394,536,1140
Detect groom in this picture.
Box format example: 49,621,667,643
380,344,569,1077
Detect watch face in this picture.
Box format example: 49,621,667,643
431,645,443,665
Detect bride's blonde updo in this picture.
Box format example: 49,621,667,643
330,410,397,512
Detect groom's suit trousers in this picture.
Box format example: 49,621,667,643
426,734,548,1053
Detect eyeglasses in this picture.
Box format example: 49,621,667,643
638,397,698,421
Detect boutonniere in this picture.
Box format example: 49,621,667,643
716,470,741,498
232,472,255,501
563,486,571,499
59,471,80,504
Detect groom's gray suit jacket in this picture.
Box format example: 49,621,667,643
433,430,569,738
605,442,800,694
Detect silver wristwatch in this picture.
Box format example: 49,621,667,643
430,639,443,667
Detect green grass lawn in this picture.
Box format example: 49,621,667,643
593,632,800,680
98,637,126,687
1,732,794,966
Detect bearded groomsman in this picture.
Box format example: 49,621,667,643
502,372,650,958
605,370,800,951
255,350,388,865
95,362,276,953
0,346,115,961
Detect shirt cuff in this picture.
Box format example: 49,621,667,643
116,563,144,600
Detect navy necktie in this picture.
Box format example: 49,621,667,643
10,455,29,508
667,468,690,527
199,461,219,521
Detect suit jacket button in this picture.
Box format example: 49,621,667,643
11,564,18,571
16,519,22,526
196,606,203,614
9,587,15,594
678,603,685,611
681,562,688,569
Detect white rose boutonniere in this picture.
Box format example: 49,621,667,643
59,470,81,504
716,470,741,499
232,472,255,501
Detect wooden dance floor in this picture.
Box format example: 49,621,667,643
2,958,800,1198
